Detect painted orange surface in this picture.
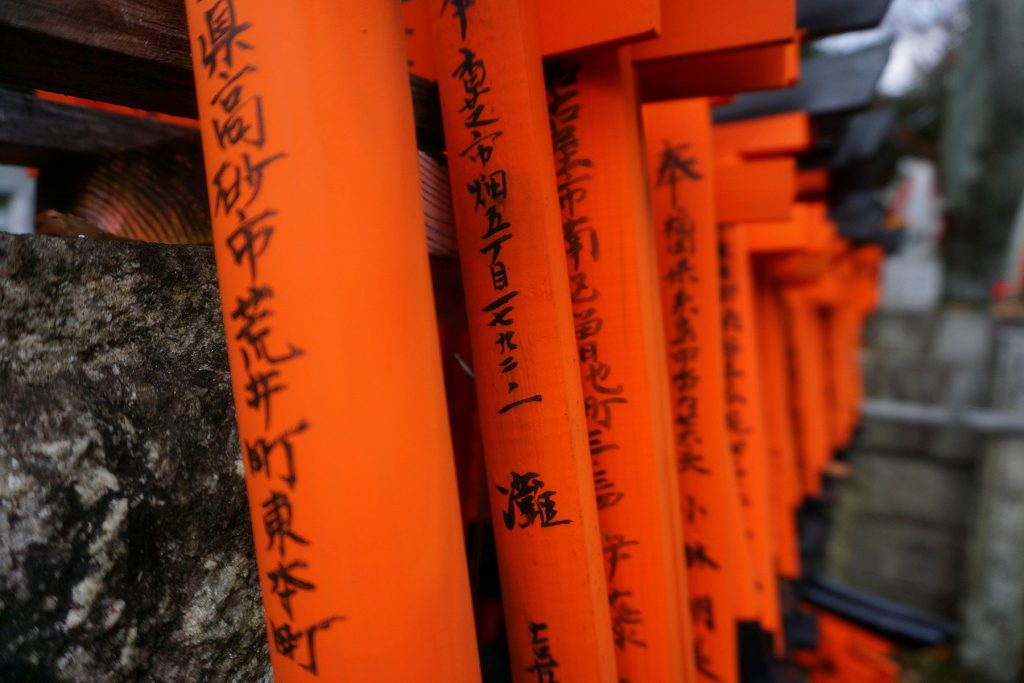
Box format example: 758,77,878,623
798,169,831,198
643,97,745,683
781,290,832,497
538,0,660,56
184,2,479,680
847,246,885,420
401,0,439,80
403,0,660,80
433,2,617,681
751,272,803,579
637,40,796,102
713,112,812,160
632,0,795,62
718,222,783,640
784,38,802,83
631,84,703,683
799,609,900,683
735,199,838,575
548,47,695,683
744,218,811,253
825,302,859,449
745,203,849,498
715,158,797,224
766,204,839,283
788,249,855,453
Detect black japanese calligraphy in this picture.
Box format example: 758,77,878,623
496,472,571,530
526,621,561,683
193,1,337,671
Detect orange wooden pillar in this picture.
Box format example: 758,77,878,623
183,2,479,680
631,0,798,101
751,271,804,579
817,253,859,451
402,0,660,82
743,212,818,583
750,239,809,583
710,113,813,645
644,98,745,683
847,245,885,426
718,222,783,643
781,285,832,497
762,203,838,498
433,3,617,681
546,47,695,682
795,608,900,683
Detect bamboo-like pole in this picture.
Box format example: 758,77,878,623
546,47,695,683
183,2,479,680
643,97,743,683
432,2,617,680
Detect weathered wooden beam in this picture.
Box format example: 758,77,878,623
0,1,195,117
713,42,892,122
0,0,190,67
0,1,446,141
797,0,892,38
0,87,196,166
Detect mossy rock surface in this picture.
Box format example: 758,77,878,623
0,233,270,682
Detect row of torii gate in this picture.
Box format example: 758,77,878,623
181,0,942,681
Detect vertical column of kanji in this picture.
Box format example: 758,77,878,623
626,55,700,681
717,223,782,640
642,98,740,683
184,2,480,680
545,48,691,683
433,2,618,682
752,273,802,580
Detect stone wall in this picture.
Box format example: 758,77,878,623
958,322,1024,682
825,307,993,618
0,233,269,682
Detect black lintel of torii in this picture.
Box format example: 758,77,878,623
797,0,893,38
798,574,961,647
712,41,892,123
828,188,902,252
802,108,898,168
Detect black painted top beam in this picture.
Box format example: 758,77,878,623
0,87,196,167
798,0,893,38
713,42,892,123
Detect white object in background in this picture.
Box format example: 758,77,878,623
0,165,36,235
893,157,944,259
881,252,945,311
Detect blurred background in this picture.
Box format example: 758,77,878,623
793,1,1024,680
3,0,1024,681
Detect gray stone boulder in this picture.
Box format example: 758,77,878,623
0,233,270,682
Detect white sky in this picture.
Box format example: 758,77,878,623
815,0,971,96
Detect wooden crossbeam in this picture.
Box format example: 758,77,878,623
0,1,195,116
0,87,195,165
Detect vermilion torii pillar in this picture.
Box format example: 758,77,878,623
433,2,618,680
184,2,479,680
546,47,696,683
644,98,743,683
